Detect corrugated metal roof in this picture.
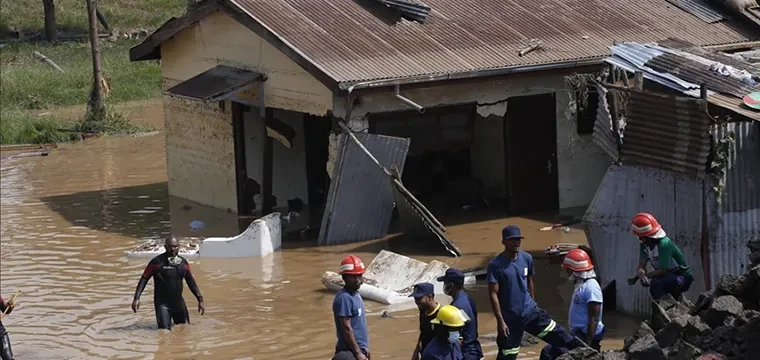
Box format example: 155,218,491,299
645,53,757,98
165,65,263,101
227,0,757,84
714,121,760,212
665,0,728,23
621,91,712,177
583,164,707,317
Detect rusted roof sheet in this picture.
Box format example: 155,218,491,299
621,91,712,177
227,0,757,86
166,65,263,101
645,53,757,98
665,0,728,24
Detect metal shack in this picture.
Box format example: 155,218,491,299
584,41,760,317
129,0,758,246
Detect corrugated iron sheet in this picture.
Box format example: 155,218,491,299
165,65,263,101
665,0,728,23
708,93,760,122
228,0,755,84
593,85,620,161
621,91,711,177
645,53,758,98
714,121,760,212
583,165,706,317
318,133,410,245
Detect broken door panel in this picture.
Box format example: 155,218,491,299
391,179,462,257
318,133,410,246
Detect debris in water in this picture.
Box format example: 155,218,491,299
189,220,206,231
381,310,392,318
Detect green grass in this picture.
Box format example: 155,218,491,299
0,40,161,144
1,0,185,35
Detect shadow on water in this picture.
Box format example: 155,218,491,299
39,182,172,240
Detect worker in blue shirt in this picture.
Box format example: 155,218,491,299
540,248,605,359
332,255,370,360
421,304,470,360
437,268,483,360
487,225,582,360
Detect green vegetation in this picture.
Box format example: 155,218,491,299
1,40,161,144
1,0,185,35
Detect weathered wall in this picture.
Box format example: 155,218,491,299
244,108,309,208
159,10,333,212
331,74,610,209
163,94,237,211
160,11,333,115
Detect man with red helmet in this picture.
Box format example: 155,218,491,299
630,213,694,301
332,255,370,360
540,248,605,360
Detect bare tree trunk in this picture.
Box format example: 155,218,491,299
42,0,57,41
86,0,105,118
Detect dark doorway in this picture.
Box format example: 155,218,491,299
232,102,253,215
303,114,332,227
505,93,559,214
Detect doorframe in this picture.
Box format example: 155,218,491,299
232,101,249,214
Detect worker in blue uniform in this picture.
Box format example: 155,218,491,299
487,225,582,360
437,268,483,360
421,304,469,360
410,282,442,360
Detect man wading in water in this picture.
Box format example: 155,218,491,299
410,282,441,360
0,294,17,360
332,255,370,360
487,225,581,360
132,235,205,330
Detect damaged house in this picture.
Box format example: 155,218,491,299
129,0,759,248
583,40,760,316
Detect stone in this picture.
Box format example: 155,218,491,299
748,240,760,254
684,315,711,345
667,302,691,319
628,334,667,360
650,301,672,332
717,274,745,296
601,351,627,360
712,325,737,354
657,293,678,310
556,347,602,360
749,251,760,265
702,295,744,328
656,315,688,348
671,340,703,360
691,291,715,316
624,322,655,351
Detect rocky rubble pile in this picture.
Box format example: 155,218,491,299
559,239,760,360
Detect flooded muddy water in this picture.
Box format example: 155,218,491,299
0,132,638,359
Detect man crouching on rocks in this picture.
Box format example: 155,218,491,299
541,248,605,360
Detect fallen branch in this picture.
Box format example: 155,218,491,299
33,51,64,72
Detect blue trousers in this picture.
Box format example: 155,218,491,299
650,273,693,300
540,327,606,360
496,308,581,360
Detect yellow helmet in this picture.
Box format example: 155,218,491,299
430,305,470,328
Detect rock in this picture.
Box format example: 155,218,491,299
657,293,678,310
750,251,760,265
601,350,627,360
628,334,667,360
702,295,744,328
712,325,737,354
742,265,760,300
556,347,602,360
624,322,655,351
656,315,688,348
717,274,745,296
650,301,671,332
691,291,715,315
748,240,760,254
671,340,702,360
684,315,711,345
680,296,695,309
667,302,691,319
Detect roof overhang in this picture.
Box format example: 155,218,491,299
166,65,264,102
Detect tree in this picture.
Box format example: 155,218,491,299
42,0,57,41
85,0,105,119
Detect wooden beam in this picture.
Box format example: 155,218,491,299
261,107,275,215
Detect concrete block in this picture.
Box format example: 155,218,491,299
199,212,282,258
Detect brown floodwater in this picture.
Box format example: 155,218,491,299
0,132,639,360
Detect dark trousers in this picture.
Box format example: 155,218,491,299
650,273,694,300
333,348,368,360
540,327,606,360
1,333,12,360
496,308,581,360
155,299,189,330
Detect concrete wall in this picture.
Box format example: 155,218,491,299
158,11,332,212
331,74,611,209
243,108,309,208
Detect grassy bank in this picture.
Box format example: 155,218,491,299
1,0,185,36
0,40,162,144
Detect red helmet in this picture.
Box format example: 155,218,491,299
339,255,366,275
562,248,594,272
631,212,661,237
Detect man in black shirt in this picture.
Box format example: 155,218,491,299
409,282,441,360
131,236,205,330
